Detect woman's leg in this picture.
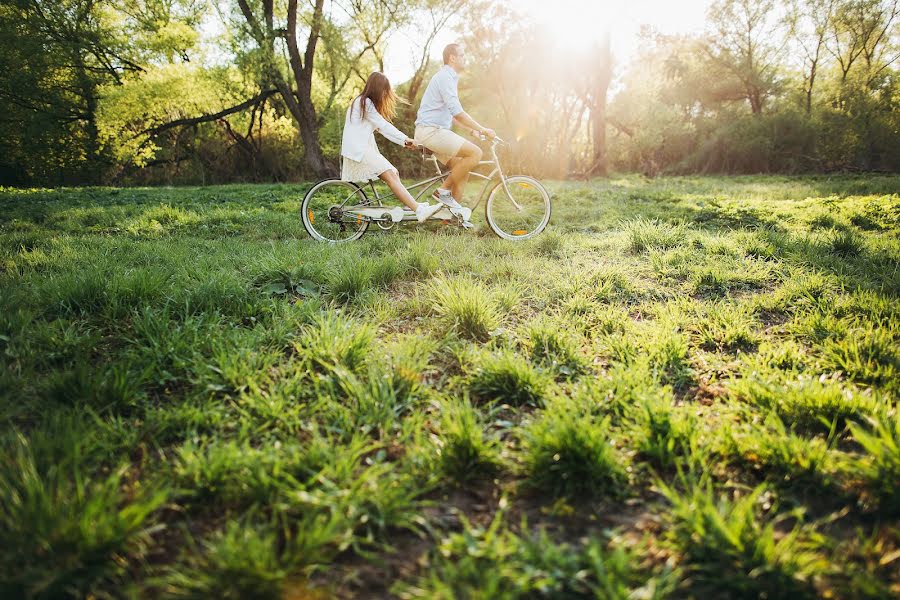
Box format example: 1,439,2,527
379,169,419,211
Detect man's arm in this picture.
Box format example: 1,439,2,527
453,112,494,139
438,72,494,138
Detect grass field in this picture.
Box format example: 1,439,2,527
1,175,899,599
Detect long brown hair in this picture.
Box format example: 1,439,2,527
356,72,400,122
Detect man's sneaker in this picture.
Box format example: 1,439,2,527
415,202,441,223
432,188,463,210
460,219,475,229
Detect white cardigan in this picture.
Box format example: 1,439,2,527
341,96,408,161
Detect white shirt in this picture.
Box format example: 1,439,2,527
341,96,407,162
415,65,464,129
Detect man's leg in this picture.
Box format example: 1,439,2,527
439,141,482,203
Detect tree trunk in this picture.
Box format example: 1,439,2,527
589,34,612,177
294,80,335,177
806,61,816,114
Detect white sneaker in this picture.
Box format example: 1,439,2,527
432,189,463,210
415,202,441,223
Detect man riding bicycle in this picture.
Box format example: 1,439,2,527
414,43,496,228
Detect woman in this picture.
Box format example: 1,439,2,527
341,72,439,223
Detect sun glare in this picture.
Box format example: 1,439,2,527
510,0,712,56
383,1,711,83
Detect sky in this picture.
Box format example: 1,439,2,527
383,0,714,82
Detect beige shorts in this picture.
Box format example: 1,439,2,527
414,125,466,165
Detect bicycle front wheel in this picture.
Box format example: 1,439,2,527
485,176,551,240
301,179,370,242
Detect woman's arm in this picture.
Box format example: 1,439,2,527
365,99,408,146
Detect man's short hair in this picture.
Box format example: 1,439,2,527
443,43,461,65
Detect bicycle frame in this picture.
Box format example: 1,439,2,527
341,138,517,214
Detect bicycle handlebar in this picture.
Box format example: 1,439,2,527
471,131,505,145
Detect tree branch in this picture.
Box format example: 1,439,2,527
137,89,278,138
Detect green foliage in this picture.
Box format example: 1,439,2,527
523,411,627,499
295,313,374,373
468,350,550,407
432,398,502,484
720,413,838,491
729,376,886,435
633,397,697,469
847,414,900,516
624,218,687,253
398,510,672,599
427,275,500,341
0,428,168,599
658,475,827,599
526,320,589,378
163,520,292,600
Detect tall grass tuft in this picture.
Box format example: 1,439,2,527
820,328,899,393
163,520,291,600
0,431,168,599
658,474,826,599
295,313,373,373
427,275,500,341
469,350,550,407
695,303,758,351
526,321,588,378
645,328,693,388
433,398,502,484
633,398,697,469
720,414,838,491
826,229,865,257
523,411,626,499
730,376,886,435
847,413,900,516
624,218,687,253
397,509,673,599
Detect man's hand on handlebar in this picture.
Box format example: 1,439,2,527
471,128,496,140
404,138,421,150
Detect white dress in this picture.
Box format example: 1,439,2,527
341,135,398,183
340,97,407,183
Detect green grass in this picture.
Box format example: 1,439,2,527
1,175,899,597
658,474,828,599
523,409,627,499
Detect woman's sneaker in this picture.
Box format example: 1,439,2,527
415,202,441,222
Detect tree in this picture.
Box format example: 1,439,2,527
578,34,613,176
0,0,205,185
788,0,837,114
231,0,334,177
826,0,899,87
704,0,785,114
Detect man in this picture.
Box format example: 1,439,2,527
415,43,495,226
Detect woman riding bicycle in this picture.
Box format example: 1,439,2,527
340,72,440,223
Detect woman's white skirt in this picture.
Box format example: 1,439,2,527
341,136,397,183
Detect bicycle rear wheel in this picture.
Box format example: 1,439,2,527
301,179,371,242
485,176,551,240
